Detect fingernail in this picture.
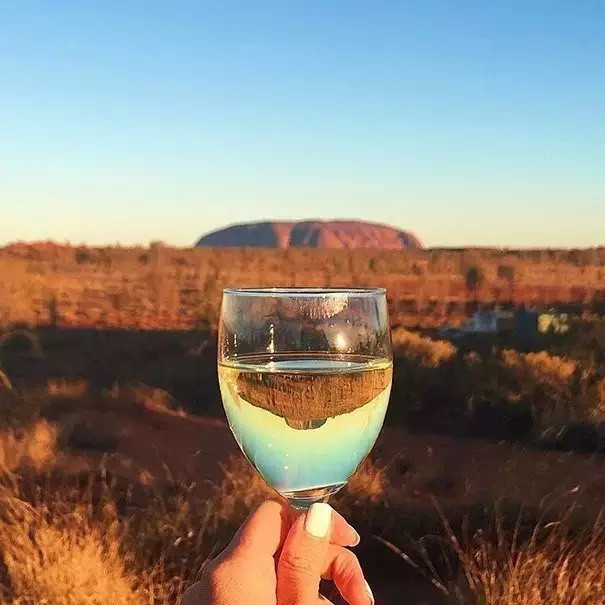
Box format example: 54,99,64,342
364,580,375,605
351,528,361,546
304,502,332,538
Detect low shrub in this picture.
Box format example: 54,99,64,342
0,420,58,473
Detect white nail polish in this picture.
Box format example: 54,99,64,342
304,502,332,538
364,580,375,605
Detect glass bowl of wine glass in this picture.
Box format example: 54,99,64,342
218,288,392,510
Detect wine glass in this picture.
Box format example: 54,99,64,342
218,288,392,510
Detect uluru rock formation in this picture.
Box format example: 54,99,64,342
195,220,422,250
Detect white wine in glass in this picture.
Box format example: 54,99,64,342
218,288,392,510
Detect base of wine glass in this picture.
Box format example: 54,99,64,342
281,483,347,510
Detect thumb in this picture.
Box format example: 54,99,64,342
277,503,333,605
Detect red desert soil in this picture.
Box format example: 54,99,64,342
125,409,602,503
60,401,605,516
62,403,605,526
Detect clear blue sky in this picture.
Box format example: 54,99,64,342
1,1,603,248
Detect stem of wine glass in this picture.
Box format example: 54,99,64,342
283,484,345,511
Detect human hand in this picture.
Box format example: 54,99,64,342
180,499,374,605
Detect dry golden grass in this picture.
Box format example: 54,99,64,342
0,447,391,604
391,327,457,368
447,511,605,604
209,456,274,530
340,458,388,506
0,460,208,603
595,378,605,420
0,497,146,605
0,433,603,605
0,420,58,473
